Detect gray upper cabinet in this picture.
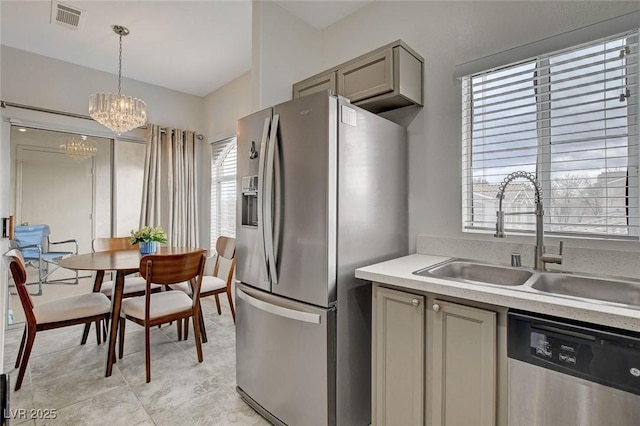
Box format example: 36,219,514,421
293,40,424,114
292,72,337,99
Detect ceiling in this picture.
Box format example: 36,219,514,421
0,0,370,97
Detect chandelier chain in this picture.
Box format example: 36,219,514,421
118,33,122,96
88,24,147,135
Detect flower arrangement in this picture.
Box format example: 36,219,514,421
129,226,168,245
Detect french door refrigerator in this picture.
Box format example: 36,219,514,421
235,90,407,426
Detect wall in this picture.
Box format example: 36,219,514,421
201,71,253,249
1,46,205,132
254,1,640,253
0,46,209,237
252,0,324,110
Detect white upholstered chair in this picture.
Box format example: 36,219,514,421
4,249,111,391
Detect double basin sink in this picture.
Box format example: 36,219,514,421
413,259,640,309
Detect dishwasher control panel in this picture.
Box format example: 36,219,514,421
508,310,640,396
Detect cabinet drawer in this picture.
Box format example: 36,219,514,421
338,48,394,103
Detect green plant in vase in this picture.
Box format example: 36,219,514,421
130,226,168,254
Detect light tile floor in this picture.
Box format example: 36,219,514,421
3,297,269,426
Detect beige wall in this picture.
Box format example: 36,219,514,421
253,1,640,252
201,71,253,249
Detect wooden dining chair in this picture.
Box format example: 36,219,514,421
4,249,111,391
170,236,236,342
92,237,163,298
81,237,164,345
118,250,207,383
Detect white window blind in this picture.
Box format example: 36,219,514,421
462,29,639,239
210,137,237,252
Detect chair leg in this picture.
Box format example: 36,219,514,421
118,318,126,360
145,324,151,383
15,327,27,369
95,320,102,345
183,318,189,341
214,294,222,315
80,323,91,345
192,313,203,363
15,329,36,391
177,319,182,341
227,290,236,323
198,304,208,344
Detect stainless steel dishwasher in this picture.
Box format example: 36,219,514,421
508,310,640,426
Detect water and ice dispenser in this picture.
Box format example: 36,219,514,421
242,175,258,227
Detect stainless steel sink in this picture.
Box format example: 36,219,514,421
530,273,640,307
414,259,534,287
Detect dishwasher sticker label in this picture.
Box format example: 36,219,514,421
531,331,552,358
631,368,640,377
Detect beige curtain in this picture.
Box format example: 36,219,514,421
140,124,199,247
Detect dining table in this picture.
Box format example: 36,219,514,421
57,246,206,377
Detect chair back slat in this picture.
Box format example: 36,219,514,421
4,249,36,320
216,236,236,260
93,237,136,252
213,237,236,278
139,251,206,286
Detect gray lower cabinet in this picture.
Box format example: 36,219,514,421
372,285,425,426
373,285,500,426
430,299,497,426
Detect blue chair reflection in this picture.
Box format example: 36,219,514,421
10,224,78,295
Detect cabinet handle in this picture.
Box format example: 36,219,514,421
411,298,421,307
432,303,441,312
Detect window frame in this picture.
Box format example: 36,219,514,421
462,30,640,240
210,136,237,252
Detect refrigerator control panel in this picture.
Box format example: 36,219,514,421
242,175,259,227
242,175,258,194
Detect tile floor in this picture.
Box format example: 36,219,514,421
2,296,269,426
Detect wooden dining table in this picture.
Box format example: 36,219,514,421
57,246,205,377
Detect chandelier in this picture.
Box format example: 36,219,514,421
89,25,147,135
59,135,97,160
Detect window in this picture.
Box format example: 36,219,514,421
462,30,639,239
210,137,237,252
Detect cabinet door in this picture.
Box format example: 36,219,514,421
292,72,336,99
431,299,497,426
338,48,394,102
373,286,424,426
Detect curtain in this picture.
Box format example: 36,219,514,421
140,124,199,247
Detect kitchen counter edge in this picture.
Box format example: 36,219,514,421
355,254,640,332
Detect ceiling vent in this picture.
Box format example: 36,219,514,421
50,1,85,30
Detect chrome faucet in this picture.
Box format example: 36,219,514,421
494,171,563,271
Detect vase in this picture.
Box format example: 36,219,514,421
139,241,157,255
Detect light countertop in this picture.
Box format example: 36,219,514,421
356,254,640,332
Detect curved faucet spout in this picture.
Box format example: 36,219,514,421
493,171,561,270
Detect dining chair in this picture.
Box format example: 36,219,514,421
170,236,236,342
4,249,111,391
118,250,207,383
92,237,163,299
81,237,164,345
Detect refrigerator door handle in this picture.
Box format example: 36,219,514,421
257,116,271,282
237,287,321,324
264,113,280,284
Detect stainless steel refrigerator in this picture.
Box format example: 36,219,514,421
235,90,407,426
